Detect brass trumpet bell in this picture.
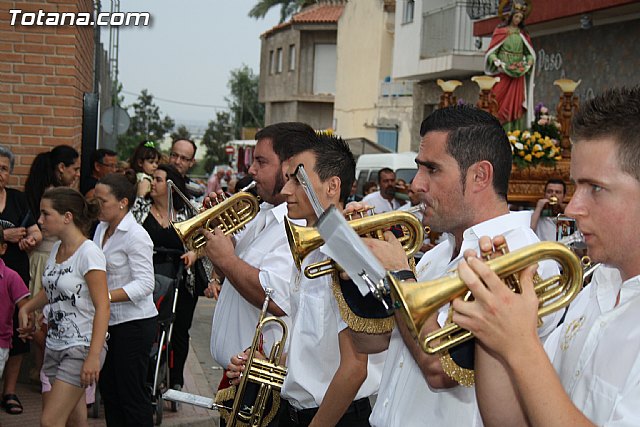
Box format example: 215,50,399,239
388,241,584,355
286,209,426,279
171,182,259,257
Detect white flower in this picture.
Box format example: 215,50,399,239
522,131,531,139
508,135,517,142
515,142,524,150
534,144,542,151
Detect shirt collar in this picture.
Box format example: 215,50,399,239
455,211,531,265
115,211,136,232
259,201,289,225
0,258,5,279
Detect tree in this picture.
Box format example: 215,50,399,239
201,111,233,173
170,124,192,142
248,0,317,23
225,65,264,138
117,89,174,159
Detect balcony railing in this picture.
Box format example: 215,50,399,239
380,80,413,97
421,1,486,59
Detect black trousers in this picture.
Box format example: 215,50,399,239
169,281,198,387
278,397,372,427
100,316,156,427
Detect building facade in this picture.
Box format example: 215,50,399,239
0,0,101,187
259,2,344,130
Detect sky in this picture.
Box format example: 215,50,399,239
105,1,280,131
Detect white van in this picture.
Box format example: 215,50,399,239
354,152,417,197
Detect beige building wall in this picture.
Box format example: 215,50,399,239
334,0,414,152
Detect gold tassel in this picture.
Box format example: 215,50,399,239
331,273,395,334
439,352,475,387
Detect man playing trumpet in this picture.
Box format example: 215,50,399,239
203,122,315,425
350,105,559,426
530,178,567,241
453,86,640,426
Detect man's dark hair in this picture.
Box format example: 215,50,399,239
91,148,117,169
572,86,640,182
545,178,566,194
419,105,511,199
310,133,356,204
255,122,317,163
377,167,395,184
172,139,197,157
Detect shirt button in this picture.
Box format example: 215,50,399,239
383,399,389,407
399,361,403,368
575,370,580,377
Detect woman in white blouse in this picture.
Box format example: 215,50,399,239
93,173,157,427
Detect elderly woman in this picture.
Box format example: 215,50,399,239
0,145,42,415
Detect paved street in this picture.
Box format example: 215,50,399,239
0,298,223,427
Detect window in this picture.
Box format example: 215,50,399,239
377,128,398,152
313,44,337,94
289,44,296,71
403,0,414,24
276,48,283,73
269,50,274,74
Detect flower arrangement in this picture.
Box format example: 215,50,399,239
531,103,561,141
509,129,562,169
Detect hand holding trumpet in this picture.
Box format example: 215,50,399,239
451,235,541,362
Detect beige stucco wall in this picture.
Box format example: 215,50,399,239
333,0,414,152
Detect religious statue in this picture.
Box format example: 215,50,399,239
484,0,535,131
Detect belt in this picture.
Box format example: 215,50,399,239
284,397,371,425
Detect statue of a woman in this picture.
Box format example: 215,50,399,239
484,0,535,131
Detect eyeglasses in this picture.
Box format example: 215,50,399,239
99,162,117,170
170,152,193,162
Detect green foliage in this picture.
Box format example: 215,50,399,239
201,111,233,173
170,124,192,142
226,65,264,138
248,0,317,23
117,89,174,160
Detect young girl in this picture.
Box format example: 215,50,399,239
129,141,160,197
18,187,109,426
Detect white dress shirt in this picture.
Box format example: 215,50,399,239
362,191,401,214
281,248,385,410
94,212,157,326
543,266,640,425
370,211,560,427
210,202,297,368
535,216,557,241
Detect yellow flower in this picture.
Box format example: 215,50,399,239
513,130,521,137
524,154,532,162
518,150,525,157
535,152,545,158
554,155,562,160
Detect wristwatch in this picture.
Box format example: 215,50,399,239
389,270,416,281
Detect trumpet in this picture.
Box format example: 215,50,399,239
170,181,259,257
387,238,594,356
162,289,287,427
228,288,288,427
286,206,427,279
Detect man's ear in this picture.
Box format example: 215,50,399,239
326,176,341,199
469,160,493,192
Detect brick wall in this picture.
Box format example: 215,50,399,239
0,0,95,189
